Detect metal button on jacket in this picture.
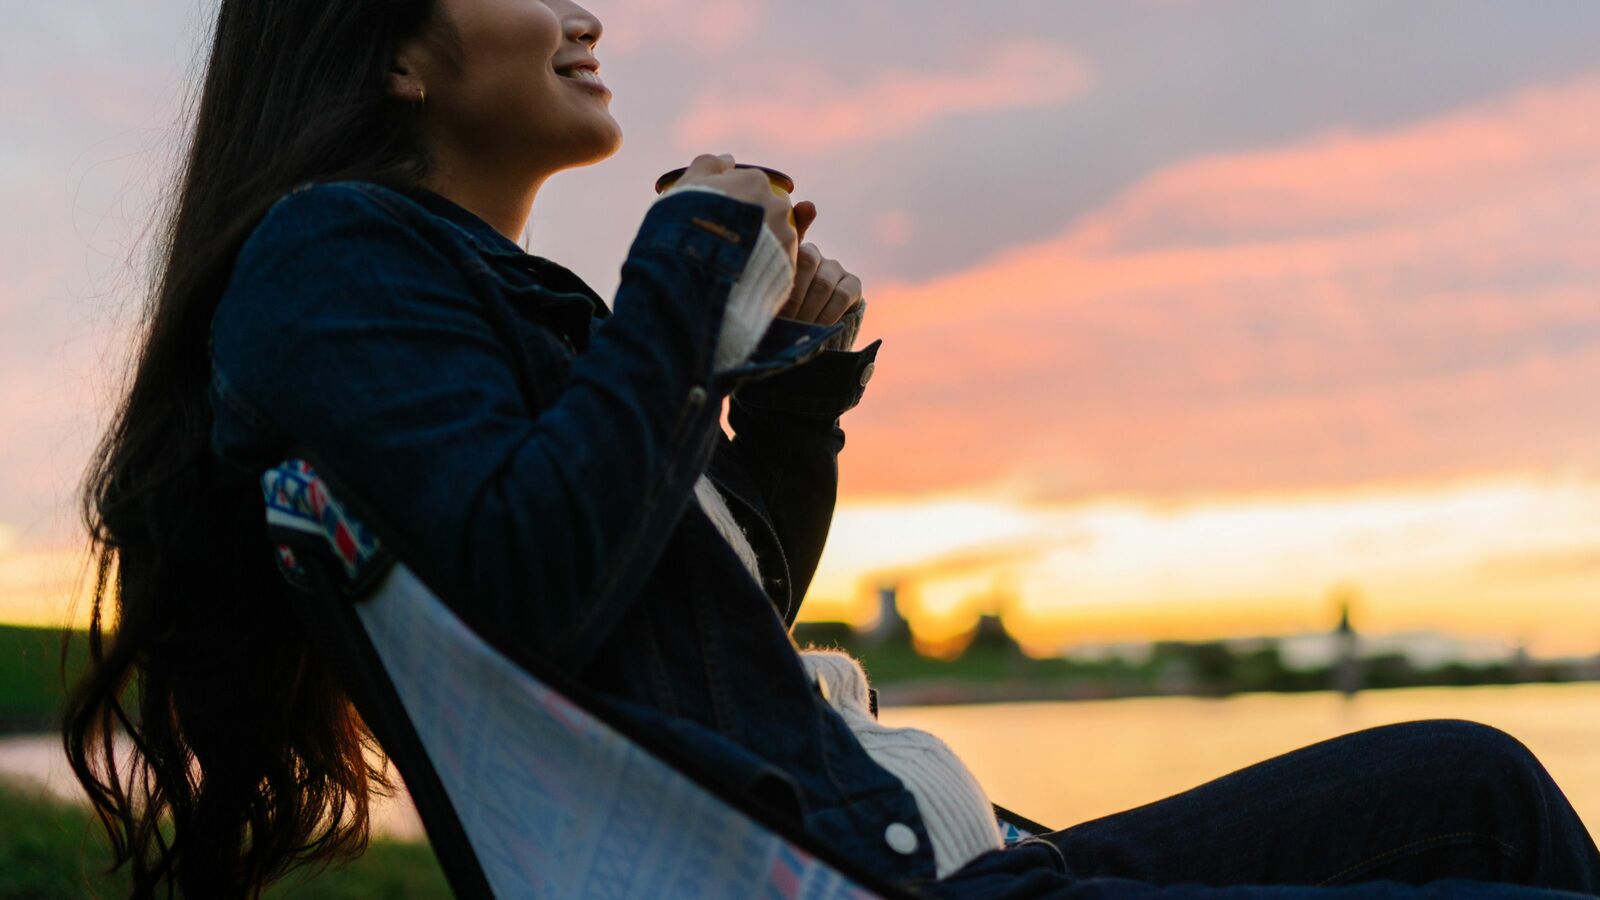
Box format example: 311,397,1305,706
884,822,919,855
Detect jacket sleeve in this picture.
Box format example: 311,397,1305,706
725,315,883,626
209,182,765,670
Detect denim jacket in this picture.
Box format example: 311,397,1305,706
208,181,941,885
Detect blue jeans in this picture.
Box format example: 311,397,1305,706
929,719,1600,897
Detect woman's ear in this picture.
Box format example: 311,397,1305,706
386,44,428,104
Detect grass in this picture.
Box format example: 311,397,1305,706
0,625,86,734
0,778,451,899
0,624,450,896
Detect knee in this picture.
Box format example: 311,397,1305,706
1392,718,1543,782
1425,717,1535,757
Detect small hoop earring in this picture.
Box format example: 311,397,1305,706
417,88,426,106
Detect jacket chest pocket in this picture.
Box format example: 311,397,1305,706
473,280,595,411
472,256,598,350
501,313,575,409
508,289,596,355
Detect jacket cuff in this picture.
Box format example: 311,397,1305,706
658,184,797,371
712,221,795,372
631,189,766,282
733,326,882,418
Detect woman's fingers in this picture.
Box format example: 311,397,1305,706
797,257,846,322
793,201,818,244
684,153,735,180
780,242,865,326
817,274,863,325
783,243,824,317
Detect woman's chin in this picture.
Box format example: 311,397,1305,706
596,120,624,159
570,120,624,167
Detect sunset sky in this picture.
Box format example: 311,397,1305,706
3,1,1598,656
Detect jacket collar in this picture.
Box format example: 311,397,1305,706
400,185,610,318
403,186,530,257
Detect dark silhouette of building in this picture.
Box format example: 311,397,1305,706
1510,639,1537,682
863,583,911,645
958,612,1025,660
1332,594,1364,696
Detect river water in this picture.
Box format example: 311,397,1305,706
880,681,1600,840
4,682,1596,844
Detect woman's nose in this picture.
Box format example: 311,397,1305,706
564,1,603,48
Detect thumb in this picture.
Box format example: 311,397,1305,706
793,201,818,244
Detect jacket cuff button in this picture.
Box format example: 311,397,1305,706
884,822,919,855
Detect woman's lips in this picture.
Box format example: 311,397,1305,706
557,68,610,95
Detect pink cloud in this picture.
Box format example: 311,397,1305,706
1067,78,1600,253
836,75,1600,501
601,0,766,56
872,210,915,249
673,41,1091,155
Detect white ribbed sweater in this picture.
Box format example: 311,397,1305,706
802,650,1004,877
653,185,999,879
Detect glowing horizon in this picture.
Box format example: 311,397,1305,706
798,471,1600,660
8,471,1595,666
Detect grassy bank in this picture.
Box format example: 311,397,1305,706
1,625,450,896
0,778,449,899
0,624,85,734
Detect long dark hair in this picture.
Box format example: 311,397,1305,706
62,1,460,895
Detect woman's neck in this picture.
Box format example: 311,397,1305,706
422,167,546,245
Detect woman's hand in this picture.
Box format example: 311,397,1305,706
674,153,798,264
779,237,864,326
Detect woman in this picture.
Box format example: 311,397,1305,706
62,0,1599,897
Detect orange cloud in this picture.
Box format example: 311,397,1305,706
673,41,1091,155
839,75,1600,502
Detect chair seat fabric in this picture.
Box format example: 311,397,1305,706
363,562,873,898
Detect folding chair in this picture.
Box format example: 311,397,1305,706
263,458,1049,898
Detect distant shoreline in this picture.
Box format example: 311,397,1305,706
874,673,1600,708
5,622,1596,734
